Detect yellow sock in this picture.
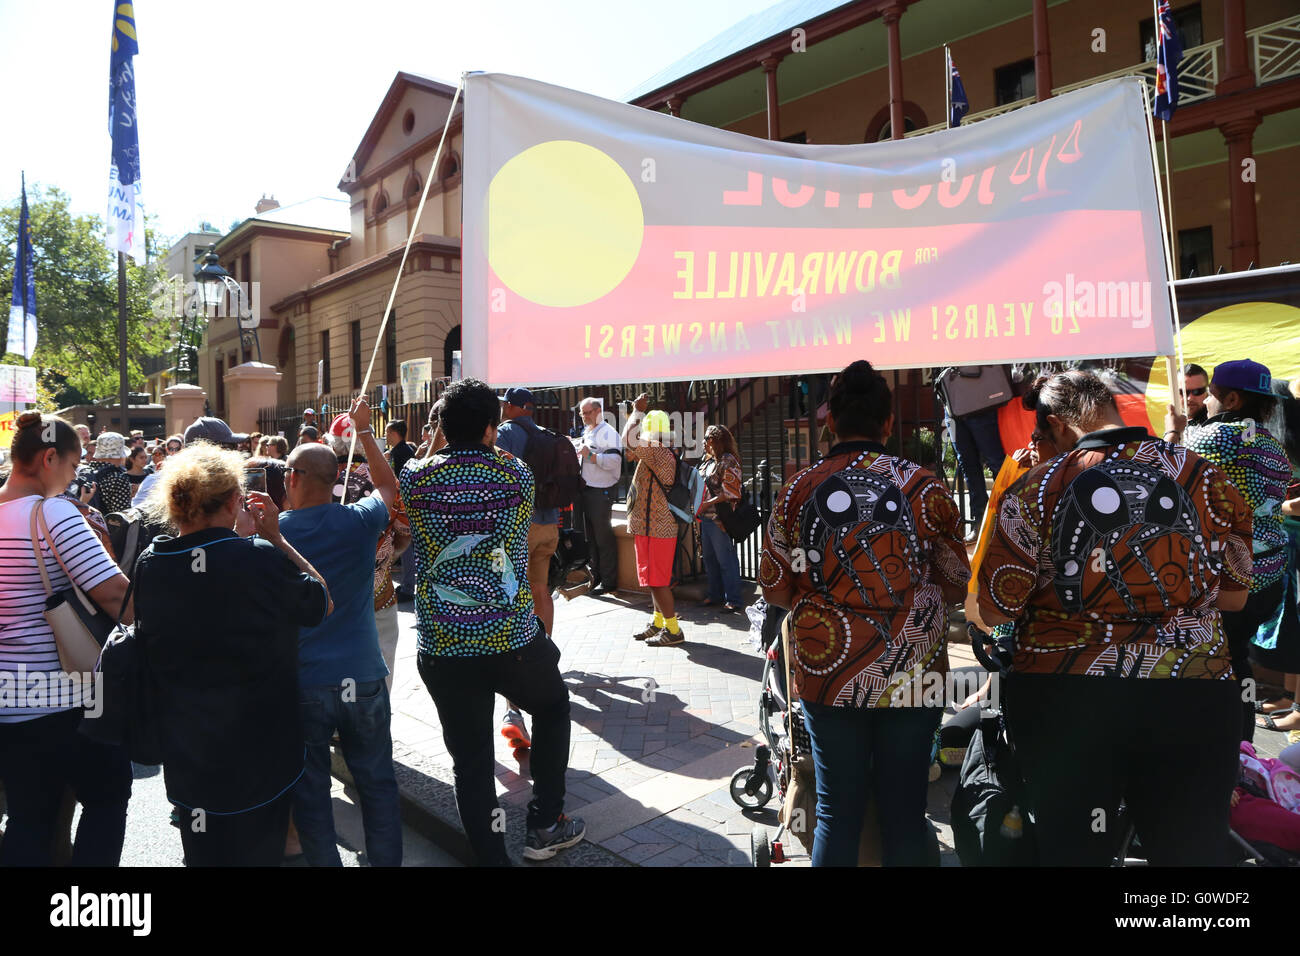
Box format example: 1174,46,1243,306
664,616,681,635
652,611,665,628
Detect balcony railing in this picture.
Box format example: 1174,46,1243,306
1253,13,1300,85
905,14,1300,139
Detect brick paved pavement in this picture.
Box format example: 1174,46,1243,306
383,584,982,867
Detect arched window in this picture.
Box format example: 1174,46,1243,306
403,171,421,200
443,324,461,378
439,152,460,184
875,117,917,140
373,190,390,216
864,102,928,143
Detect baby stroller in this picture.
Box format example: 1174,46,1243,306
729,608,812,865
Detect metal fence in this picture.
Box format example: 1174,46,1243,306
258,371,962,586
258,378,451,446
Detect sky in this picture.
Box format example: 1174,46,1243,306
0,0,768,248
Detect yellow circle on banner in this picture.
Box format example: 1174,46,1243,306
488,140,644,307
1146,302,1300,431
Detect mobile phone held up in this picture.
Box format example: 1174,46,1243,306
245,468,267,495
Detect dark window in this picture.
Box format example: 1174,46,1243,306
440,153,460,182
1178,225,1214,278
374,191,389,216
215,357,225,414
240,252,251,288
384,312,398,385
321,330,330,393
443,325,461,378
351,319,362,389
875,116,918,141
1142,4,1202,61
404,173,421,199
402,109,415,135
781,131,807,144
994,58,1035,105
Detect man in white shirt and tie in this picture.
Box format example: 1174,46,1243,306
575,397,622,594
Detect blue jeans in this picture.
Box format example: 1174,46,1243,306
953,408,1006,522
293,679,402,867
800,702,941,867
700,518,742,605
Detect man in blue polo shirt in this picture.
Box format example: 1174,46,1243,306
280,396,402,867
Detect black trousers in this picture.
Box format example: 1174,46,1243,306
1004,674,1240,866
1222,579,1285,743
0,708,131,866
177,789,293,867
578,485,618,588
416,630,571,866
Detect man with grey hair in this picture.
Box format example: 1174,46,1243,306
574,397,622,594
74,424,91,460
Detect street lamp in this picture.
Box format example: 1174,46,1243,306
193,247,261,366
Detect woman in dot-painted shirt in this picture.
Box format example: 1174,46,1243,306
1178,359,1290,742
760,361,970,867
977,370,1252,866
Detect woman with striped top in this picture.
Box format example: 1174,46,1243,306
0,413,133,866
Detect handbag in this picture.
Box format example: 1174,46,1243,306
30,499,118,679
80,552,163,765
715,493,763,543
936,365,1014,418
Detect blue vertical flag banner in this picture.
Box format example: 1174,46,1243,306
948,50,969,128
1154,0,1183,121
107,2,144,264
7,174,37,360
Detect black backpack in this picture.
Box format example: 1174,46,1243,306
520,420,582,511
105,508,168,580
950,711,1038,866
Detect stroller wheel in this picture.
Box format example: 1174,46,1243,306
729,767,774,809
752,830,771,868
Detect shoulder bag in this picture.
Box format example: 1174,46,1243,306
80,550,163,765
30,499,118,679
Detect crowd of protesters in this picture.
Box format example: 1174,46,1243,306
3,348,1299,871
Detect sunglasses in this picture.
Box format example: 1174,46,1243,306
1181,387,1208,397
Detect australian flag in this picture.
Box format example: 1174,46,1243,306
108,2,144,264
1154,0,1183,121
948,53,969,128
7,174,36,360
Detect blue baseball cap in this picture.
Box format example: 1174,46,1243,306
497,387,536,407
1212,359,1273,396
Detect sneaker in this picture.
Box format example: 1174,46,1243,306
523,814,586,862
646,627,685,647
633,622,660,641
501,709,531,750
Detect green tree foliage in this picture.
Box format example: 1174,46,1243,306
0,184,173,409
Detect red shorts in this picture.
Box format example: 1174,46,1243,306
634,535,676,588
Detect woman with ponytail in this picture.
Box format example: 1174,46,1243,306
0,412,133,866
759,361,971,866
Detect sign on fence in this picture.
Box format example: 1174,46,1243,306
463,74,1174,386
0,364,38,405
400,357,434,405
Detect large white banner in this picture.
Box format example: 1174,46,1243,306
463,74,1174,387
